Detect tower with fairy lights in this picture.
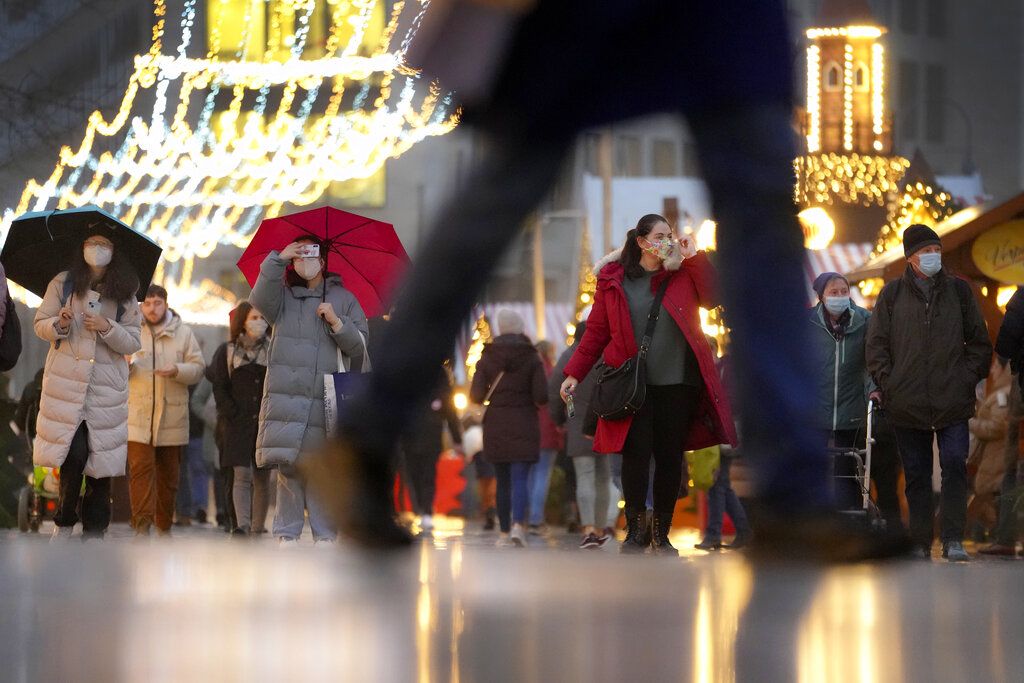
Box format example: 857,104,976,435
795,0,908,244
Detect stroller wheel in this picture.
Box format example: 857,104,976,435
17,485,32,533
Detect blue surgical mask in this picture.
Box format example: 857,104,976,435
917,252,942,277
824,296,850,316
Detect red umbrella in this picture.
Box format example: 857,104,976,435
237,207,410,318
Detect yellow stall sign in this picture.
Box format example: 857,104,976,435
972,220,1024,285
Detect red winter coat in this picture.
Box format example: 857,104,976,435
563,250,737,455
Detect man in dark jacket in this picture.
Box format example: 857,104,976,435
866,225,993,561
995,287,1024,387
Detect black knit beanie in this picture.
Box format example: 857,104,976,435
903,224,941,258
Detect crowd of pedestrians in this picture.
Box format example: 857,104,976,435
2,215,1022,563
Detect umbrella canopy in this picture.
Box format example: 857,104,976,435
237,206,410,318
1,205,162,301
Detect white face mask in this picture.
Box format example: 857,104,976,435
824,296,851,316
293,258,322,281
917,252,942,277
245,318,268,338
84,245,112,267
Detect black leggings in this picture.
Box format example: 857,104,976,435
54,423,112,536
621,384,700,515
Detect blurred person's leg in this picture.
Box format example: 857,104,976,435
53,423,89,529
704,462,728,544
329,139,572,540
527,448,557,527
992,384,1020,546
127,441,157,533
621,399,655,515
936,422,969,546
175,451,192,523
687,104,828,514
494,463,512,534
233,465,254,532
650,385,697,515
573,455,597,530
894,427,937,551
186,436,209,517
304,470,337,543
723,464,751,537
407,448,440,518
871,413,904,529
252,466,272,534
153,446,182,533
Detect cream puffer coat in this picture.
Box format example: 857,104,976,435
33,272,142,478
127,312,206,446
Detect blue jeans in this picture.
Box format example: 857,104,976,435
175,436,209,519
494,462,530,533
704,456,750,542
527,448,558,526
894,421,969,548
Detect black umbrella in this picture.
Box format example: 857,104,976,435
1,205,162,301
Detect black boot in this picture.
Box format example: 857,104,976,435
620,509,648,554
640,510,653,547
651,512,676,554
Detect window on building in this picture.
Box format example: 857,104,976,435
899,0,919,34
898,60,919,139
651,139,679,177
855,64,870,92
615,135,643,176
825,63,842,91
925,64,946,142
927,0,946,38
682,141,701,177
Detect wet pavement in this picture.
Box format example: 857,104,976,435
1,521,1022,682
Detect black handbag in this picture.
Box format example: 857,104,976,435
590,278,670,421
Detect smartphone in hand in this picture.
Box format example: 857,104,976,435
566,392,576,419
85,290,101,314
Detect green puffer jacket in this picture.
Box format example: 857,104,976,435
810,303,874,432
866,267,993,431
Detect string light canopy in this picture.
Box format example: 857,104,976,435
0,0,458,324
874,151,960,255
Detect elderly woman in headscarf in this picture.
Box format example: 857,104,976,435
809,272,876,509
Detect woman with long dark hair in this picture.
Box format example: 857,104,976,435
34,232,142,540
250,237,369,546
209,300,272,537
560,214,736,553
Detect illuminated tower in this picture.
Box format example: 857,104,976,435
796,0,910,243
805,0,890,155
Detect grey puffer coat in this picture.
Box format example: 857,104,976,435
250,252,369,467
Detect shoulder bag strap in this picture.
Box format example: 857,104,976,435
482,371,506,406
638,277,671,359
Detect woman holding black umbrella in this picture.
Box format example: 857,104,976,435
33,232,142,541
250,236,369,546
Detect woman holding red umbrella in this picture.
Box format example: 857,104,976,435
250,236,369,547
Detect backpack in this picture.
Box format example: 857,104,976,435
0,293,22,372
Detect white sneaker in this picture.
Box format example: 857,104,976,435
313,538,337,549
50,526,74,543
495,533,513,548
510,524,527,547
278,537,299,550
420,514,434,532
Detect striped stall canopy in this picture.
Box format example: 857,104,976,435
804,243,874,305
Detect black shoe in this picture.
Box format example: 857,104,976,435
695,538,723,551
300,439,413,550
620,509,648,554
723,530,753,550
231,526,250,538
651,513,676,555
194,509,208,525
483,508,497,531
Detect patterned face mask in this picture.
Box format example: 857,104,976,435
641,236,675,260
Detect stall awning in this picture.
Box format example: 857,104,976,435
847,191,1024,283
805,243,874,304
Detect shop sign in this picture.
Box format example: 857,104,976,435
972,221,1024,284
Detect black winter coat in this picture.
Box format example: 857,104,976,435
549,342,599,459
995,287,1024,389
866,268,992,431
208,341,268,469
470,334,547,463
